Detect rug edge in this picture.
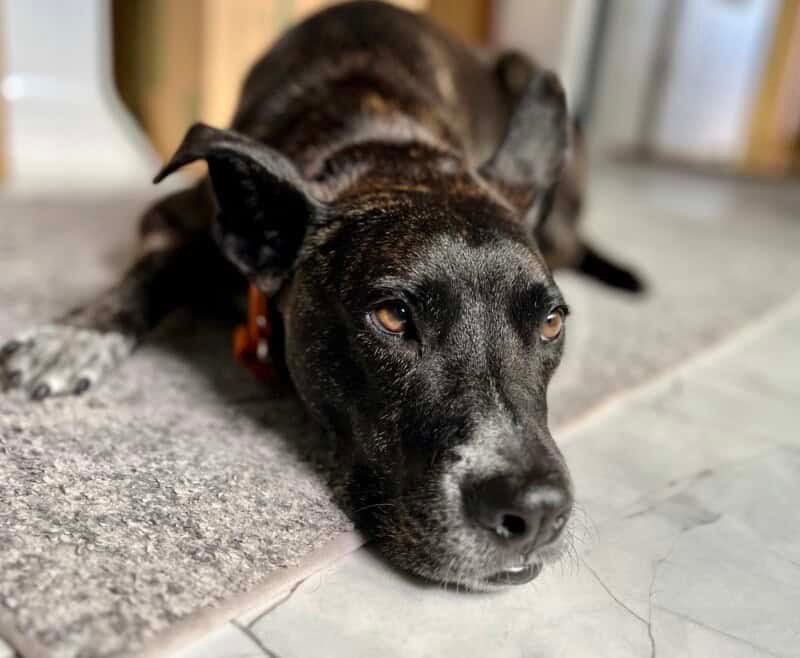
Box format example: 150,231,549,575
128,530,366,658
555,291,800,443
0,609,52,658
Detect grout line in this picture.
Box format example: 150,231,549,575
245,579,306,630
554,292,800,443
129,531,365,658
229,621,280,658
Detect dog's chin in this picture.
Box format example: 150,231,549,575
463,557,544,591
363,484,572,592
383,535,568,593
455,538,568,591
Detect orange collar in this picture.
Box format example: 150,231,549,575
233,284,275,380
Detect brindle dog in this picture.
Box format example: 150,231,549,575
1,1,641,589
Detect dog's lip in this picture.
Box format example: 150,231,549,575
483,559,543,586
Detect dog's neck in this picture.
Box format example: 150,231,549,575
235,56,468,181
301,113,454,179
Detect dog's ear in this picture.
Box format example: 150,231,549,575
481,70,568,231
154,123,323,294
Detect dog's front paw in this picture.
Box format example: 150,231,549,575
0,324,134,399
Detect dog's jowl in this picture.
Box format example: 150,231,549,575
0,0,645,589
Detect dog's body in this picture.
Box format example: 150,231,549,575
2,2,640,589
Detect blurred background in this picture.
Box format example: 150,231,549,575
1,0,798,193
2,6,799,656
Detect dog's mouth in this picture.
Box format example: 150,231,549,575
477,534,567,587
482,557,543,586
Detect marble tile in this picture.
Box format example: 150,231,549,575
227,297,800,658
559,397,777,524
643,377,798,448
247,549,653,658
168,622,265,658
696,317,800,405
234,585,305,628
582,451,800,658
654,514,800,656
652,607,778,658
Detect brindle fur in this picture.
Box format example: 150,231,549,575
2,1,641,587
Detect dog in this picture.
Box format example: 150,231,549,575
1,1,641,590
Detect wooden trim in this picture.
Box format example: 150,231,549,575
428,0,490,45
113,0,432,164
745,0,800,173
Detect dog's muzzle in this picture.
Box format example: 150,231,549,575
462,473,572,585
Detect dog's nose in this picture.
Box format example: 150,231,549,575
464,475,572,549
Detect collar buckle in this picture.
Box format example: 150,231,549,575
233,284,275,380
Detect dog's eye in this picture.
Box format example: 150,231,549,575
541,308,565,341
371,302,410,335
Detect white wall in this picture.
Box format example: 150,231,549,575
590,0,670,154
490,0,599,112
590,0,781,165
491,0,570,71
652,0,781,163
1,0,158,194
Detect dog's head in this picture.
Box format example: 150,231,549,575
157,72,573,590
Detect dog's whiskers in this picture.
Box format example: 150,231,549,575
351,502,398,515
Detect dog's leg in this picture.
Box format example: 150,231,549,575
1,252,182,399
1,183,236,399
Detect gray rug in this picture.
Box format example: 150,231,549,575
2,163,799,658
0,193,353,658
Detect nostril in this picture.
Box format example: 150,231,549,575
499,513,527,539
463,476,571,546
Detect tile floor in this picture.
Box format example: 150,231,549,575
167,299,800,656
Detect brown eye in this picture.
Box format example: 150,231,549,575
371,302,409,335
541,308,564,341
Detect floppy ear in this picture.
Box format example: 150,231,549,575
481,70,568,231
154,123,323,294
